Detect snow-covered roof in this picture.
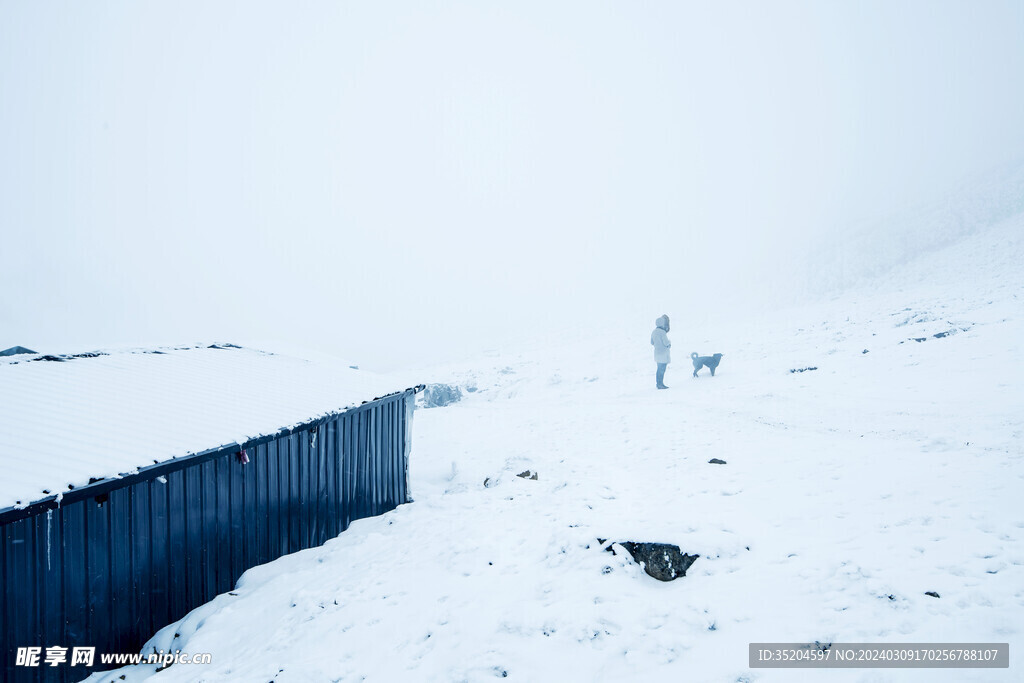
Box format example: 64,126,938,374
0,344,405,513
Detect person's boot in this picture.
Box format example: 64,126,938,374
657,384,669,390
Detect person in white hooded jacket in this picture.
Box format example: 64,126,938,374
651,314,671,389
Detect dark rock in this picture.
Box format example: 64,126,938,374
708,458,727,465
607,542,699,581
516,470,538,480
862,349,869,354
419,383,463,408
0,346,36,356
925,591,940,598
483,478,492,488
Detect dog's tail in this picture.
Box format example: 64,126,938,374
691,352,698,360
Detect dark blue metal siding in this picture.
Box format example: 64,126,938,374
1,391,414,683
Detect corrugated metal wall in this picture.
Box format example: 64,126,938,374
1,390,414,682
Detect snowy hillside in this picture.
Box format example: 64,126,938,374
806,160,1024,294
89,214,1022,682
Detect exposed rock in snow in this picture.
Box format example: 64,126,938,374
516,470,538,480
708,458,727,465
608,542,699,582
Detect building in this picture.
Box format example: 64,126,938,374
0,345,421,682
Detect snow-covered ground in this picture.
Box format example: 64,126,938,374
87,214,1022,682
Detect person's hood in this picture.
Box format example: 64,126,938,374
656,315,670,332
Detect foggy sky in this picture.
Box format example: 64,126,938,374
2,1,1023,369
